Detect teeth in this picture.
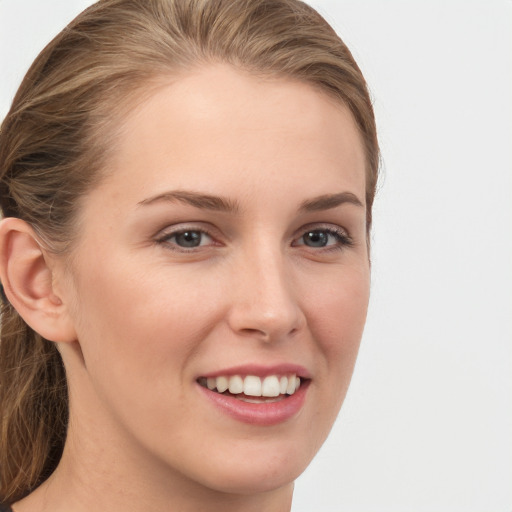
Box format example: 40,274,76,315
202,374,302,397
216,376,229,393
244,375,262,397
237,396,284,404
286,376,296,395
279,376,288,395
228,375,244,394
261,376,280,397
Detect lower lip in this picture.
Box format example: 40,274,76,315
198,381,310,426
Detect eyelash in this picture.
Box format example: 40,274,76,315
155,226,217,253
155,224,353,253
293,225,354,252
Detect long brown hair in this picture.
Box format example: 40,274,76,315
0,0,379,503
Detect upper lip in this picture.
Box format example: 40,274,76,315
199,363,311,380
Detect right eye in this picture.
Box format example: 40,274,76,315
157,229,214,250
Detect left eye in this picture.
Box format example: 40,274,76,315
161,230,213,248
294,229,350,249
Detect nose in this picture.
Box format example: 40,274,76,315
226,245,305,343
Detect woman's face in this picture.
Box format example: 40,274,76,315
60,64,369,494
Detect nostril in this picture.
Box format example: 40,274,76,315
238,325,301,343
239,327,270,340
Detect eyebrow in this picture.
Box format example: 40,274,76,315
137,190,240,213
299,192,364,212
138,189,363,213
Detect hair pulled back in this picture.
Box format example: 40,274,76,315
0,0,378,503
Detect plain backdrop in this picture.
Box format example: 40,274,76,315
1,1,511,511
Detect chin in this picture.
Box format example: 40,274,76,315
186,436,318,496
199,460,305,496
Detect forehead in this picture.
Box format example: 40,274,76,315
97,64,366,208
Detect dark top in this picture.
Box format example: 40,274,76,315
0,504,13,512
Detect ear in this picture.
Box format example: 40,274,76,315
0,217,77,343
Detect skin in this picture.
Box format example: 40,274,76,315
8,64,370,512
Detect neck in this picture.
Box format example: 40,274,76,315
13,396,294,512
15,465,294,512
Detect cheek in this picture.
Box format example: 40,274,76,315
308,262,369,348
65,260,219,444
305,265,369,410
69,256,223,384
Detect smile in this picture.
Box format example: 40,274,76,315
198,374,301,403
196,365,311,425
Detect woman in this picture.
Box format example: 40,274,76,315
0,0,379,510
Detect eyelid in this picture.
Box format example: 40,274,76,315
292,223,354,249
154,219,217,237
153,221,354,253
154,223,221,251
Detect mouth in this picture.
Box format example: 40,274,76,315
197,374,305,404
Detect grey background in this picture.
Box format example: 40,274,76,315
1,1,511,510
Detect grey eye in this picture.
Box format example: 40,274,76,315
157,227,216,252
173,231,204,248
294,227,352,251
302,230,330,247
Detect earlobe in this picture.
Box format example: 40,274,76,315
0,217,77,343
